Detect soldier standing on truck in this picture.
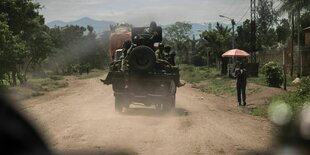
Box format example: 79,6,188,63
163,45,184,87
122,40,132,57
164,46,176,66
155,43,165,60
146,21,158,39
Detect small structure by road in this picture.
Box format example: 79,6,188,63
303,27,310,75
304,27,310,46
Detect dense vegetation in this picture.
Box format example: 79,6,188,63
1,0,310,112
262,61,283,87
163,0,310,72
0,0,109,87
252,76,310,119
45,25,109,75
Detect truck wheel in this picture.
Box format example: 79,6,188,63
163,95,175,112
162,80,176,111
169,80,177,95
112,79,125,92
170,95,176,108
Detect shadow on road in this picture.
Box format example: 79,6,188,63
60,148,138,155
122,107,189,117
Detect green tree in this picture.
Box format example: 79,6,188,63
48,25,86,74
278,0,310,76
276,19,291,43
278,0,310,14
300,11,310,29
256,0,278,50
236,19,251,52
202,23,231,74
164,22,192,63
0,14,26,85
47,25,109,74
1,0,52,84
15,25,55,83
187,35,209,66
79,25,105,69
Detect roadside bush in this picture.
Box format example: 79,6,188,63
253,76,310,119
296,76,310,96
262,61,283,87
49,75,64,81
179,65,214,83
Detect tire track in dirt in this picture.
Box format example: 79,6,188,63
18,76,273,155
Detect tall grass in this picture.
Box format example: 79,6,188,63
9,75,68,99
179,65,236,96
77,69,106,79
252,93,310,118
179,65,219,83
252,77,310,118
180,65,264,96
6,69,105,99
28,77,68,91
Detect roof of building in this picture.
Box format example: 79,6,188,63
303,27,310,33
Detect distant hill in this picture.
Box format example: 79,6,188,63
191,22,230,38
47,17,229,37
191,23,209,38
47,20,67,27
47,17,115,34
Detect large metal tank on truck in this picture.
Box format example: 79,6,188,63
102,22,183,112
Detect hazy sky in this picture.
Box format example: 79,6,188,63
35,0,281,26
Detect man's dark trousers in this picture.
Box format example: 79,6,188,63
237,81,246,104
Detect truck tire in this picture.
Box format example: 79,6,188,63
128,46,156,73
114,95,128,112
163,80,176,111
163,95,175,111
170,95,176,108
112,79,125,92
169,80,177,95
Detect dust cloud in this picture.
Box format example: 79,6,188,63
9,76,275,155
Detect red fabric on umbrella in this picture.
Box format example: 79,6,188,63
222,49,250,57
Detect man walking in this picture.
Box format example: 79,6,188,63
234,62,247,106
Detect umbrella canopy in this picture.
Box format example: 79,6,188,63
222,49,250,57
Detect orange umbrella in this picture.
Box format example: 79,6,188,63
222,49,250,57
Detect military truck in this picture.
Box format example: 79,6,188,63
102,22,182,112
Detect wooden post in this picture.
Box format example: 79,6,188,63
283,44,287,91
297,5,301,77
291,13,295,77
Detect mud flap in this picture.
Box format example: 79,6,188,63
100,72,113,85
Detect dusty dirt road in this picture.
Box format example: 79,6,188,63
18,76,274,155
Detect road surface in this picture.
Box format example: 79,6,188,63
18,76,273,155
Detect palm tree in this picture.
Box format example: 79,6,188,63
278,0,310,14
202,23,231,74
278,0,310,76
